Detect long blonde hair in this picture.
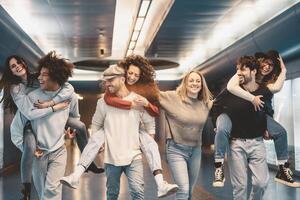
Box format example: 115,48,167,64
176,70,213,106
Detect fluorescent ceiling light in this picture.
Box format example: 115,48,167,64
131,31,140,41
129,41,136,50
139,0,151,17
134,17,145,31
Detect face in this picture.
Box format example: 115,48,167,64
105,76,124,94
126,65,141,85
9,58,26,77
236,65,254,85
186,72,202,96
38,67,57,90
259,59,274,76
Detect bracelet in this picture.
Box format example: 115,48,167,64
51,106,55,112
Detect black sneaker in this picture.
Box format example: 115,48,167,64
86,163,105,174
275,162,300,187
213,162,225,187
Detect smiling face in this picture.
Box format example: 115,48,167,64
186,72,202,96
236,64,256,85
105,76,125,94
38,67,58,91
9,57,27,77
126,65,141,85
259,59,274,76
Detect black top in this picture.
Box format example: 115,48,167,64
212,86,273,139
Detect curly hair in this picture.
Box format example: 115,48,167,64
38,51,74,86
0,55,31,113
118,55,156,84
118,55,160,105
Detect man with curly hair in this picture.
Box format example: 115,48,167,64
12,51,79,200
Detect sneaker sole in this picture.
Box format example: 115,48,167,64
212,178,225,187
60,179,78,189
158,186,179,198
274,178,300,187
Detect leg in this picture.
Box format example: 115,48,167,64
228,140,248,200
166,140,190,200
266,115,288,162
139,132,179,197
105,163,123,200
43,147,67,200
32,153,48,200
248,138,269,200
124,159,144,200
60,128,105,189
214,113,232,162
266,116,300,187
139,131,161,172
66,117,88,152
213,113,232,187
21,123,36,199
66,117,104,174
187,146,201,200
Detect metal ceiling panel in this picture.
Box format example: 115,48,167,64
146,0,241,61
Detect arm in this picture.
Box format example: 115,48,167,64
34,82,75,108
68,94,81,120
227,73,264,111
227,73,255,102
10,84,53,120
267,56,287,93
140,111,156,136
104,91,132,109
91,99,106,133
144,103,159,117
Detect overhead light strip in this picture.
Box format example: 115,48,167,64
126,0,152,56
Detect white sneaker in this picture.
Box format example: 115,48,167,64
60,174,79,189
157,181,179,198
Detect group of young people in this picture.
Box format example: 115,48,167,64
0,50,297,200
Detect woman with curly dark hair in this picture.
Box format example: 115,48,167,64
61,55,179,198
104,54,160,115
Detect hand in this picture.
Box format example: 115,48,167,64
252,95,264,111
34,100,55,109
134,96,149,107
34,148,43,158
278,55,286,71
65,127,76,139
263,130,271,140
53,100,70,111
98,144,105,153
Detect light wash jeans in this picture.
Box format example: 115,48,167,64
105,159,144,200
166,139,201,200
21,123,36,183
32,146,67,200
228,137,269,200
79,129,162,172
214,113,288,162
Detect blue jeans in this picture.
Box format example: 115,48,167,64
105,159,144,200
166,139,201,200
214,113,288,162
21,123,36,183
228,137,269,200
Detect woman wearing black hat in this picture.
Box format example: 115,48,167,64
212,51,300,188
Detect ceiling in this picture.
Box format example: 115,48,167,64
0,0,299,81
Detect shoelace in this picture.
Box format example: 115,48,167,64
283,167,293,181
215,168,223,181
